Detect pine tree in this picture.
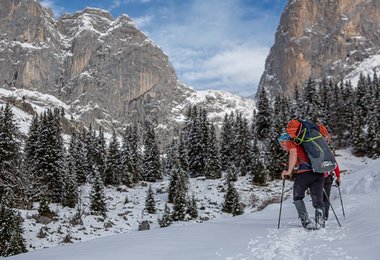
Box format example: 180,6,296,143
355,73,368,121
62,151,78,208
187,194,198,220
0,189,27,256
168,157,189,203
144,186,156,214
22,114,40,204
340,81,355,147
352,107,366,157
267,95,288,179
256,87,272,141
187,106,204,177
220,113,234,171
301,77,321,121
178,132,189,174
93,127,107,178
34,109,65,202
222,177,243,216
82,126,96,180
204,124,222,179
121,124,142,185
38,194,55,218
0,103,21,204
233,113,251,176
251,140,266,185
142,122,162,182
69,132,87,184
104,130,121,186
90,172,107,217
171,173,187,221
158,203,172,227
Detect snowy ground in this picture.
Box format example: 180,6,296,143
9,149,380,260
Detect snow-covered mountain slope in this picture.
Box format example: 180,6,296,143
0,86,255,137
10,149,380,260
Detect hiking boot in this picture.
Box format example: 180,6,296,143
315,208,325,229
301,218,315,230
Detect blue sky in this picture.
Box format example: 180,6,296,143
40,0,287,97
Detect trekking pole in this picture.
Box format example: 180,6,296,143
323,189,341,227
278,178,286,229
337,185,346,220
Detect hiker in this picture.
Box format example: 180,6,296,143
278,133,325,230
323,163,341,220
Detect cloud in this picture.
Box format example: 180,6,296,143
109,0,122,11
40,0,65,17
133,15,154,28
137,0,279,96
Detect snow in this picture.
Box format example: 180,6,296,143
345,53,380,87
8,149,380,260
171,90,256,124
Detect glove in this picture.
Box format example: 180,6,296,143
336,179,340,187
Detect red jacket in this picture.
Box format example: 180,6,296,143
325,163,340,178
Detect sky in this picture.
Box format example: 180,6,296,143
10,149,380,259
39,0,287,97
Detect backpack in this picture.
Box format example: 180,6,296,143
286,119,336,173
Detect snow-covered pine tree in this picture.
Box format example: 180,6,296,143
0,189,27,257
82,126,96,180
69,132,87,184
0,103,21,204
290,84,302,118
251,139,266,185
222,175,243,216
355,73,368,121
163,139,178,177
340,80,355,147
267,95,288,179
233,113,251,176
104,130,121,186
93,127,107,179
301,77,321,122
168,156,189,203
318,78,332,126
142,122,162,182
367,73,380,157
158,203,172,227
352,107,366,157
178,132,189,174
187,106,204,178
256,87,272,141
90,172,107,217
22,114,40,205
199,108,209,171
38,193,55,218
220,113,234,171
144,185,156,214
121,124,142,185
34,109,65,203
171,179,187,221
62,150,78,208
187,194,198,220
204,124,222,179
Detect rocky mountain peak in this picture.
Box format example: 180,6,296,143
258,0,380,96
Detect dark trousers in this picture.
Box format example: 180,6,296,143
293,171,325,211
323,175,333,219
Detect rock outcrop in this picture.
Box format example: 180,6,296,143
0,0,193,129
258,0,380,96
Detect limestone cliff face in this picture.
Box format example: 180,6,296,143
258,0,380,96
0,0,193,128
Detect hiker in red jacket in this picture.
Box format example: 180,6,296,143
278,133,325,230
324,164,341,220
